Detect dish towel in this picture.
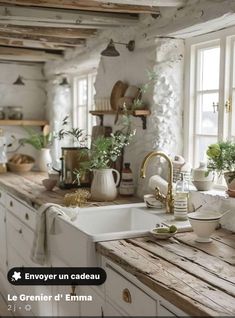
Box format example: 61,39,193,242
31,203,78,265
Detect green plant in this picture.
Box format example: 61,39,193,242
132,70,159,110
56,116,87,146
19,126,52,150
206,141,235,180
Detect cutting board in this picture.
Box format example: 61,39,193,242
91,125,112,145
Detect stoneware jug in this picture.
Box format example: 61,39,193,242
91,168,120,201
38,148,52,172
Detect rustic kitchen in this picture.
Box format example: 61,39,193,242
0,0,235,317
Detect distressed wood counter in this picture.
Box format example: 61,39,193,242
0,172,141,208
97,229,235,317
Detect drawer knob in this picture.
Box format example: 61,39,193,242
18,229,22,234
70,285,76,296
122,288,132,304
10,201,13,207
25,213,29,220
0,192,1,198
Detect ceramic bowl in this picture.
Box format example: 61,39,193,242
149,227,177,240
42,178,57,191
188,213,220,243
143,194,163,209
192,180,213,191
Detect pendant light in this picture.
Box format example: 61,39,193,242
101,39,135,57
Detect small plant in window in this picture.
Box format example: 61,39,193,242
56,116,88,147
206,141,235,193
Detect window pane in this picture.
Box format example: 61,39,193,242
196,93,219,134
196,136,217,164
198,47,220,90
231,89,235,137
78,79,88,105
77,106,87,131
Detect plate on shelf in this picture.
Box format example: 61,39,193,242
110,81,128,110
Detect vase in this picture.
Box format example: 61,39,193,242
38,148,52,172
224,171,235,191
91,168,120,201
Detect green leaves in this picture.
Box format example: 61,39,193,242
56,116,86,146
206,141,235,175
19,127,52,150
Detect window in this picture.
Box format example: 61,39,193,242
185,26,235,169
73,73,96,139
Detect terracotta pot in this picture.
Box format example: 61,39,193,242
224,171,235,191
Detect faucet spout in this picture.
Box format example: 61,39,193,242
140,151,174,213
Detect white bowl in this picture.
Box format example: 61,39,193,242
143,194,163,209
192,180,213,191
188,217,219,243
188,211,222,220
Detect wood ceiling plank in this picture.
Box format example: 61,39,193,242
0,38,70,50
0,25,97,38
0,32,86,45
0,5,138,27
0,0,160,14
97,0,185,7
0,46,61,61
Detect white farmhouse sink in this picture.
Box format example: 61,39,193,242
70,203,165,242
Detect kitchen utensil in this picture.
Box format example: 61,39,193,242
188,217,219,243
192,180,213,191
149,227,177,240
143,194,163,209
110,81,128,110
42,178,57,191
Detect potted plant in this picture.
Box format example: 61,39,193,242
19,125,53,172
54,116,90,188
206,141,235,194
77,113,135,201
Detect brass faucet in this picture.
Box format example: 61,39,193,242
140,151,174,213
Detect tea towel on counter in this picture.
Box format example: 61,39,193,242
31,203,77,265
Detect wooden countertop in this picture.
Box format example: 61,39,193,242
0,172,141,208
97,229,235,317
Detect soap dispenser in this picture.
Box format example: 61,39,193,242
174,172,189,220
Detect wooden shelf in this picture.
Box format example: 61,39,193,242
0,120,48,128
89,109,150,129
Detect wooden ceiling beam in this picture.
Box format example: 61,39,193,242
0,32,86,45
0,38,73,50
0,46,61,61
0,0,160,14
0,6,138,28
95,0,185,7
0,25,97,38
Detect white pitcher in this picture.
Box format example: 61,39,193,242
38,148,52,172
91,168,120,201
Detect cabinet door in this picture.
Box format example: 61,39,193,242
103,302,127,317
0,202,7,274
80,286,105,317
55,285,80,317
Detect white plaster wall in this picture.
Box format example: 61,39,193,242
0,62,47,160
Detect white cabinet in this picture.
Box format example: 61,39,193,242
80,287,105,317
0,188,7,275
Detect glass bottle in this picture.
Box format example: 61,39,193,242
119,162,134,196
174,173,189,220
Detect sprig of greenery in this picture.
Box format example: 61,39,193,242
56,116,87,146
19,127,52,150
206,141,235,178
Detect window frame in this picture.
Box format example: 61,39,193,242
72,71,97,138
184,25,235,167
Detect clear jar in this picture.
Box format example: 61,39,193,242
7,106,23,120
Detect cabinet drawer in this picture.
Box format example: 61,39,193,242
105,264,157,317
6,194,36,230
7,212,36,267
